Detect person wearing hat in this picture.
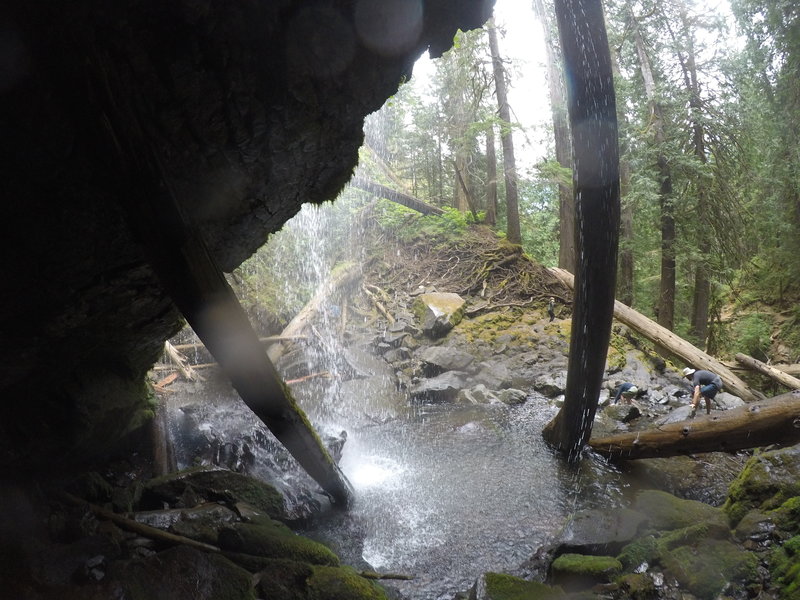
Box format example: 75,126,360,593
613,382,638,405
682,367,723,417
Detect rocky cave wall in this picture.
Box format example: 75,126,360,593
0,0,494,476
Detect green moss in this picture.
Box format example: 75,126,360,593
616,573,657,599
217,521,339,566
145,467,287,521
551,553,622,580
635,489,728,532
724,447,800,527
254,558,314,600
617,535,660,571
307,565,389,600
770,535,800,599
660,539,758,600
481,572,566,600
771,496,800,535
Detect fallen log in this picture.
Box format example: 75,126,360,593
171,335,308,353
350,176,444,216
164,340,198,381
735,353,800,391
61,493,220,553
589,390,800,460
267,263,361,363
548,268,764,403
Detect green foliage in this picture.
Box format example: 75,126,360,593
732,313,772,361
374,202,470,247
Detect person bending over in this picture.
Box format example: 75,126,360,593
682,367,723,418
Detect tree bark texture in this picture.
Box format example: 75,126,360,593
589,391,800,460
541,0,620,460
549,268,764,403
487,20,522,244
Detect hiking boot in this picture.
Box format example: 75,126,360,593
689,405,696,418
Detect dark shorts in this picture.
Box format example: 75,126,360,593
701,383,720,399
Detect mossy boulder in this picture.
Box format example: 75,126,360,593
616,573,657,599
472,572,566,600
634,489,728,532
307,565,390,600
724,445,800,527
143,466,287,521
217,520,339,566
413,292,465,337
255,558,314,600
550,553,622,590
617,535,660,572
555,508,648,555
659,538,758,600
105,545,255,600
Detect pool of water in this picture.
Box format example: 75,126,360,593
303,398,629,599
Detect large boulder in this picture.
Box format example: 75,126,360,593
413,292,466,337
0,0,494,476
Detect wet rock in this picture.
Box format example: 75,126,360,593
104,545,253,600
457,384,501,405
550,553,622,590
555,508,648,555
634,489,729,533
473,361,513,390
142,466,287,522
470,572,566,600
533,372,568,398
724,444,800,526
604,404,641,423
419,345,475,373
497,389,528,405
218,519,339,566
410,371,468,403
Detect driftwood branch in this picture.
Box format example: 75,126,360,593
61,493,221,553
735,353,800,391
589,391,800,460
164,341,199,381
362,284,395,324
549,268,764,403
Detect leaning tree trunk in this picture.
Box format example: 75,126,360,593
589,391,800,460
541,0,620,461
735,353,800,391
487,19,522,245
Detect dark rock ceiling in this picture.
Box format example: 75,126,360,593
0,0,494,476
